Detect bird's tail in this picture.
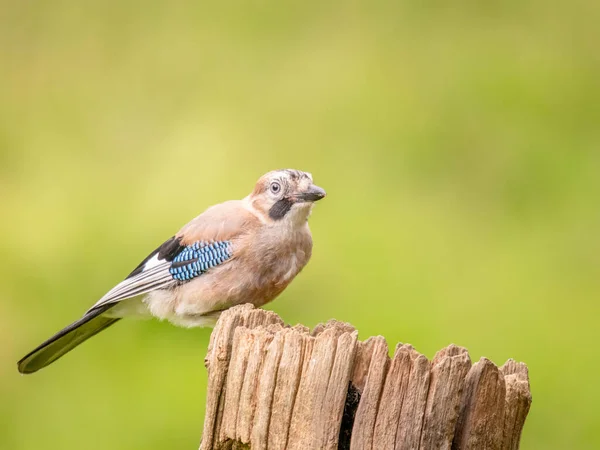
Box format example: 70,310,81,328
18,305,119,374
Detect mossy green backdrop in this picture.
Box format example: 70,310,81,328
2,1,599,448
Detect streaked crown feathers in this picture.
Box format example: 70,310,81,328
248,169,325,223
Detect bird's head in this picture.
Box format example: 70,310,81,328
248,169,326,226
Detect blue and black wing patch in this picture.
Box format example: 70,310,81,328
127,236,184,278
18,239,233,373
87,238,232,313
169,241,233,281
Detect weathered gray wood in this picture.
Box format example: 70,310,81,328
201,305,282,450
321,331,359,449
202,305,249,450
286,320,358,450
419,345,472,450
350,336,390,450
373,343,413,449
237,330,274,443
500,360,532,450
250,329,285,450
395,347,431,450
453,358,506,450
200,305,531,450
221,327,254,442
350,338,377,393
267,330,306,450
287,327,339,449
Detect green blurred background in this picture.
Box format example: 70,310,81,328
1,1,599,449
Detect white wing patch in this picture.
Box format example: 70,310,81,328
87,256,176,314
142,254,163,270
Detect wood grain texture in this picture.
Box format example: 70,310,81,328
395,346,431,450
372,343,413,449
420,345,472,450
350,338,377,393
267,330,306,450
199,305,531,450
287,327,340,449
251,329,285,450
350,336,390,450
500,360,532,450
320,331,358,449
453,358,506,450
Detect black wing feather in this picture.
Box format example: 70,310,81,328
127,236,184,278
17,304,119,374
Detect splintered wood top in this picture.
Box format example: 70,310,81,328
200,304,531,450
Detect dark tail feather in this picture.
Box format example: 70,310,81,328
18,305,120,374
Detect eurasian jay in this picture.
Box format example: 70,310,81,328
18,169,326,374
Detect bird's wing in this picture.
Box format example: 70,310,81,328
87,200,260,313
86,236,184,313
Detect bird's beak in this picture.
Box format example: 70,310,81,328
297,184,326,202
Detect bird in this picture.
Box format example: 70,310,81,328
18,169,326,374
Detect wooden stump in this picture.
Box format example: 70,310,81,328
200,305,531,450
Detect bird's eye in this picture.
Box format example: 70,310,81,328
270,182,281,194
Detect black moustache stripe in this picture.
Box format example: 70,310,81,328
269,197,294,220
